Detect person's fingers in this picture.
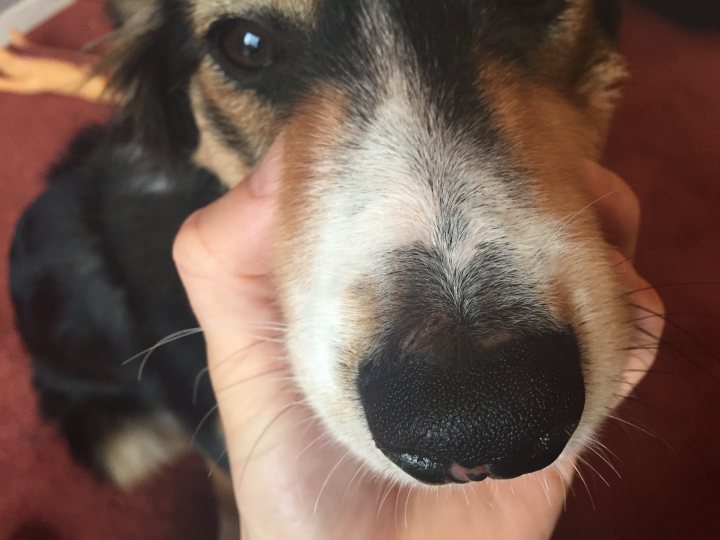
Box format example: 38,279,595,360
0,77,37,94
610,250,665,394
174,139,281,282
583,161,641,259
0,46,28,76
9,29,30,47
582,163,663,390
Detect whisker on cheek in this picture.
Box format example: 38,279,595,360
236,400,304,488
576,455,610,487
584,443,621,479
313,449,353,515
572,463,596,511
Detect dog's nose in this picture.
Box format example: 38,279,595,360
357,329,584,484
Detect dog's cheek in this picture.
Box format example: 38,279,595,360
567,245,632,449
481,63,632,446
272,86,354,399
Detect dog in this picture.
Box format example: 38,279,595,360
10,0,631,536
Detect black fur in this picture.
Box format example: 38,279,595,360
10,128,228,476
103,0,201,156
596,0,623,38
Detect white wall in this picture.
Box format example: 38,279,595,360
0,0,73,44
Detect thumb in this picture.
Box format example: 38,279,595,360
173,138,295,455
173,139,282,330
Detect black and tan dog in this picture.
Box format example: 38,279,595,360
9,0,658,536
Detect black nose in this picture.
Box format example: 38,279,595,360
357,329,584,484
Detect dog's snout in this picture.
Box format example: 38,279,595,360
358,329,585,484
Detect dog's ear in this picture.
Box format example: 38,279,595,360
101,2,201,155
595,0,623,39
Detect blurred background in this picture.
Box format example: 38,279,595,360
0,1,718,539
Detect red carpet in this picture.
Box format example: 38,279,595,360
0,2,718,539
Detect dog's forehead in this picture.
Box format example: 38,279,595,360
188,1,595,43
190,0,316,30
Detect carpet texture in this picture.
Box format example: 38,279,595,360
0,2,718,539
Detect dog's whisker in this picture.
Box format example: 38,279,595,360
540,471,552,507
393,487,403,540
129,322,289,382
634,323,720,363
461,484,470,507
576,455,610,488
192,367,210,406
584,444,621,479
551,464,569,511
293,430,335,462
622,344,661,351
629,325,720,383
209,340,287,380
376,482,395,520
586,435,621,462
197,369,292,421
614,393,669,418
191,404,219,445
532,191,618,260
341,463,367,506
130,328,206,382
572,463,596,511
604,413,670,450
404,485,414,529
293,431,332,465
124,320,287,369
215,375,297,399
621,281,720,298
190,368,296,444
237,401,303,488
206,447,229,480
123,328,203,366
313,449,353,515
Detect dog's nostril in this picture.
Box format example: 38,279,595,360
448,462,490,483
381,450,490,485
487,421,579,479
386,451,452,485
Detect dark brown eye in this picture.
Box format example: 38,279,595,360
219,20,274,69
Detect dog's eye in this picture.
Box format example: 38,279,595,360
218,19,275,69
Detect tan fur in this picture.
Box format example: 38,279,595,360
98,412,189,490
191,60,284,187
276,84,350,263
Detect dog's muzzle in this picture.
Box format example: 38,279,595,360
358,329,584,484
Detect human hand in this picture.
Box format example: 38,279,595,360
0,30,106,101
173,143,663,540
